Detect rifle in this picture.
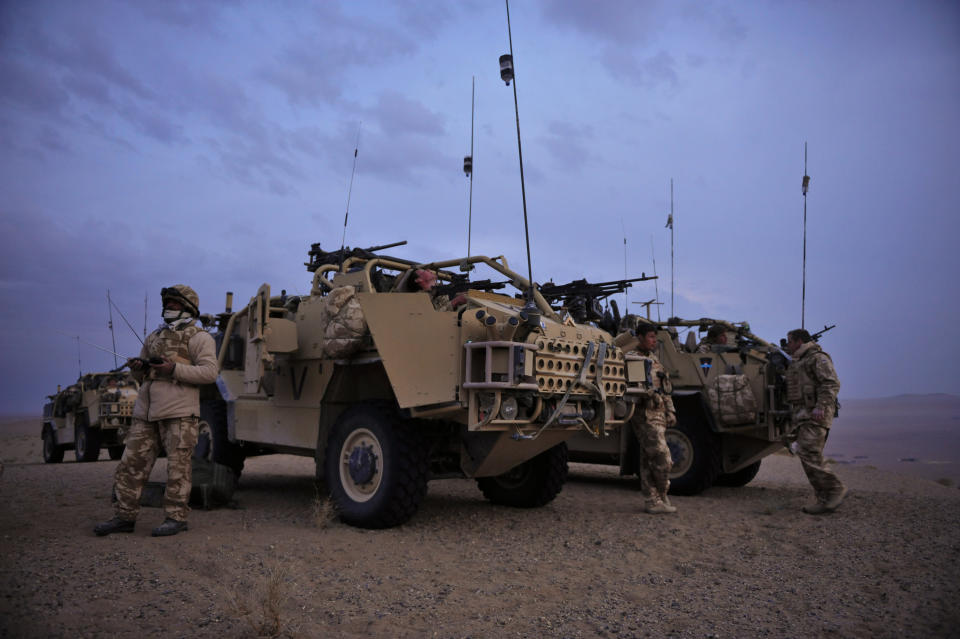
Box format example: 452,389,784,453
305,240,411,272
433,276,507,298
811,324,836,342
539,275,657,333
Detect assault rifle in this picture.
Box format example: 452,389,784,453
539,275,657,334
433,276,507,298
305,240,411,272
811,324,836,342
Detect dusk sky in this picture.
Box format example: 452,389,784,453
2,0,958,414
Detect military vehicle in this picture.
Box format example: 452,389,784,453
42,371,138,463
567,317,792,494
197,242,661,528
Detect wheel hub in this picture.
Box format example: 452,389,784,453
347,444,378,485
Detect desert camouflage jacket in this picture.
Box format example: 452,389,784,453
786,342,840,426
132,322,217,421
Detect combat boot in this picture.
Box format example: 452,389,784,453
151,518,188,537
824,487,849,511
645,501,678,514
802,501,831,515
94,517,135,536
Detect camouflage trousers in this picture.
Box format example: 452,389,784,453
113,416,199,522
795,422,844,502
632,412,672,507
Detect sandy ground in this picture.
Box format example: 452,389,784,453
2,410,959,639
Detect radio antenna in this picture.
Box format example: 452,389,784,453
801,142,810,330
500,0,537,311
467,77,476,257
621,218,629,307
106,290,118,368
650,235,662,322
108,294,145,345
339,121,362,270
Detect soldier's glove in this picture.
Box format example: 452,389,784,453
666,410,677,428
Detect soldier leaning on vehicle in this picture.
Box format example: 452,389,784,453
95,285,218,537
783,328,846,515
629,324,678,514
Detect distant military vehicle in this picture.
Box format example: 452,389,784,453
42,372,138,463
567,317,793,494
197,242,656,528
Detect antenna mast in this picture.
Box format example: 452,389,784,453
801,142,810,330
339,122,362,269
143,292,148,339
621,218,628,308
465,76,476,258
500,0,536,309
668,178,675,318
650,235,662,321
106,290,118,368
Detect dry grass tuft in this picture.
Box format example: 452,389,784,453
229,564,300,638
312,492,338,528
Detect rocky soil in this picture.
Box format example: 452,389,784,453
2,415,958,638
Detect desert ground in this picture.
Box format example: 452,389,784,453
2,397,959,639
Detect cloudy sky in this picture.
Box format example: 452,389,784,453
2,0,958,413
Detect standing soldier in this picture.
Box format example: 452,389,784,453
784,328,846,514
95,285,218,537
629,324,678,514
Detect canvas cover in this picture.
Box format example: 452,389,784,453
706,374,758,425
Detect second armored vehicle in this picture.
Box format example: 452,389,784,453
42,371,139,463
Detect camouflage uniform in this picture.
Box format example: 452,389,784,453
112,316,217,524
629,350,677,509
786,341,843,504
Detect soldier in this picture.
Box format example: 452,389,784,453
95,285,218,537
696,325,728,353
629,324,678,514
783,328,846,514
412,269,466,311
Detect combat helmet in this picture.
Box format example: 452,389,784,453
161,284,200,317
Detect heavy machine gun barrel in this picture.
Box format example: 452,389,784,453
305,240,410,272
433,277,508,298
539,275,657,334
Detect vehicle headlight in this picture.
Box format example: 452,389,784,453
499,396,519,420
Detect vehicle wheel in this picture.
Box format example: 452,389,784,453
42,427,64,464
324,404,428,529
74,420,102,463
108,445,125,461
714,460,762,487
665,413,720,495
477,442,569,508
197,400,245,478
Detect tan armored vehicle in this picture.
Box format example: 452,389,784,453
568,317,793,494
42,372,138,463
198,242,659,528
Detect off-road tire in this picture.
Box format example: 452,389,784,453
108,445,125,461
477,443,569,508
665,413,720,495
197,400,245,478
74,417,101,463
714,460,762,488
324,404,428,529
42,427,64,463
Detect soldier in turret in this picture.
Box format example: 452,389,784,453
784,328,845,514
696,325,728,353
95,285,218,537
629,324,678,514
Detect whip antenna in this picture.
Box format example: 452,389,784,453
801,142,810,330
464,76,476,260
107,290,118,368
650,236,662,322
500,0,536,310
108,293,145,345
339,121,362,269
621,218,629,307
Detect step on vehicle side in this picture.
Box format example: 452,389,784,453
198,243,659,529
567,317,792,495
42,372,139,463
